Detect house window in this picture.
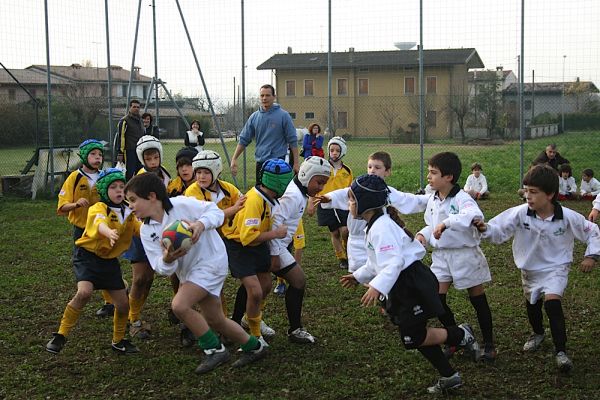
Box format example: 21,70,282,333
426,110,437,127
8,89,16,100
524,100,532,110
358,79,369,96
337,111,348,129
304,80,314,96
404,77,415,94
305,112,315,119
426,76,437,94
337,79,348,96
289,112,296,119
286,80,296,97
122,84,128,97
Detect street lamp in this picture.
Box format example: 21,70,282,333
561,55,566,132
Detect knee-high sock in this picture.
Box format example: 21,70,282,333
101,290,113,305
128,294,146,323
112,309,128,343
526,299,544,335
544,299,567,353
57,304,82,337
438,293,457,328
246,313,263,337
470,293,494,346
231,285,247,324
444,325,465,347
285,286,305,332
198,329,220,351
418,346,456,378
335,250,347,260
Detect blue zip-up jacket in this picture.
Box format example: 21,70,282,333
239,103,297,163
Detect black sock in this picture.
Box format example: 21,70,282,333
470,293,494,346
231,285,247,324
544,299,567,353
444,325,465,347
526,299,544,335
438,294,457,328
418,346,456,377
285,285,305,332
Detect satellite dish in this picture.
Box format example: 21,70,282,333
394,41,417,50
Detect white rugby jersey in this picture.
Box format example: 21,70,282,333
353,212,426,296
593,194,600,211
464,173,488,195
482,203,600,271
558,176,577,195
269,178,308,262
580,177,600,196
141,196,227,279
418,185,483,249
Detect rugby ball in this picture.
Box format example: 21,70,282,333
161,220,193,251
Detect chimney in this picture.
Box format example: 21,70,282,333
349,47,355,52
71,63,82,69
287,46,292,54
109,65,122,71
133,66,141,79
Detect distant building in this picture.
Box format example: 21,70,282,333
257,47,484,139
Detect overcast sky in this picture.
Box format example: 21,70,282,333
1,0,598,103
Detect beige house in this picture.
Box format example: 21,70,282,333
258,48,484,139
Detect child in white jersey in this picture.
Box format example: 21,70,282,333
317,151,429,272
125,172,267,373
589,194,600,222
475,165,600,372
463,162,489,200
557,164,577,201
340,174,480,394
580,168,600,200
415,152,494,361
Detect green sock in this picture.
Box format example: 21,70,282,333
240,335,259,352
197,329,220,350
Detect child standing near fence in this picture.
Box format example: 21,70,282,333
340,174,480,394
475,164,600,372
47,168,140,355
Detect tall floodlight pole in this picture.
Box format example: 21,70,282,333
241,0,247,189
44,0,54,195
327,0,333,137
519,0,525,183
418,0,425,189
152,0,159,126
561,55,566,132
105,0,114,162
126,0,142,108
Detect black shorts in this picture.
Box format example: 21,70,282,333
385,260,445,327
223,238,270,279
72,247,126,290
73,225,85,242
317,205,349,231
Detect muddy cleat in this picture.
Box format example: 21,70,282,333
241,316,276,339
232,340,268,368
339,259,349,269
273,282,287,297
129,320,151,340
111,339,139,354
95,303,115,318
458,323,480,361
180,325,196,348
46,333,66,354
443,345,458,359
288,327,316,344
555,351,573,372
427,372,463,394
195,344,231,374
479,343,497,363
522,333,545,352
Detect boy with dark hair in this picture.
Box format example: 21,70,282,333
167,147,198,197
125,172,267,373
558,164,577,201
416,152,495,361
464,162,489,200
476,164,600,372
580,168,600,200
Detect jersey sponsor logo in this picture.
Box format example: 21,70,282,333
245,218,260,226
553,227,566,236
59,189,66,196
367,241,374,250
379,244,395,252
522,222,530,230
413,304,423,315
402,335,413,345
93,213,106,222
79,184,88,191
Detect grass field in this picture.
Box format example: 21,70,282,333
1,132,599,399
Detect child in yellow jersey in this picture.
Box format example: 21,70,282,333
57,139,116,318
46,169,141,355
221,159,292,343
310,136,353,269
135,135,171,185
167,147,198,197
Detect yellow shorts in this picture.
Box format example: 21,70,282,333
293,219,306,250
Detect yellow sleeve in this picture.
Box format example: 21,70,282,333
184,182,208,201
57,171,78,215
238,192,264,246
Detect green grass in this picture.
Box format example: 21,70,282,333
1,190,600,399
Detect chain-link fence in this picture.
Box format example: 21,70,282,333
1,0,599,197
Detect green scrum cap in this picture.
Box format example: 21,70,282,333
78,139,104,168
96,168,126,203
260,159,294,197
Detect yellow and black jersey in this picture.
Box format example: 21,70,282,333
75,202,141,259
184,180,241,230
136,166,171,188
318,162,353,196
57,169,100,229
167,176,193,197
221,186,276,246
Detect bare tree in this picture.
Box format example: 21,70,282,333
61,81,105,137
377,102,398,143
446,85,471,143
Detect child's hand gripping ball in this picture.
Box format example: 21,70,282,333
162,220,193,252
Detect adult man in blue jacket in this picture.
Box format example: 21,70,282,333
230,84,299,182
